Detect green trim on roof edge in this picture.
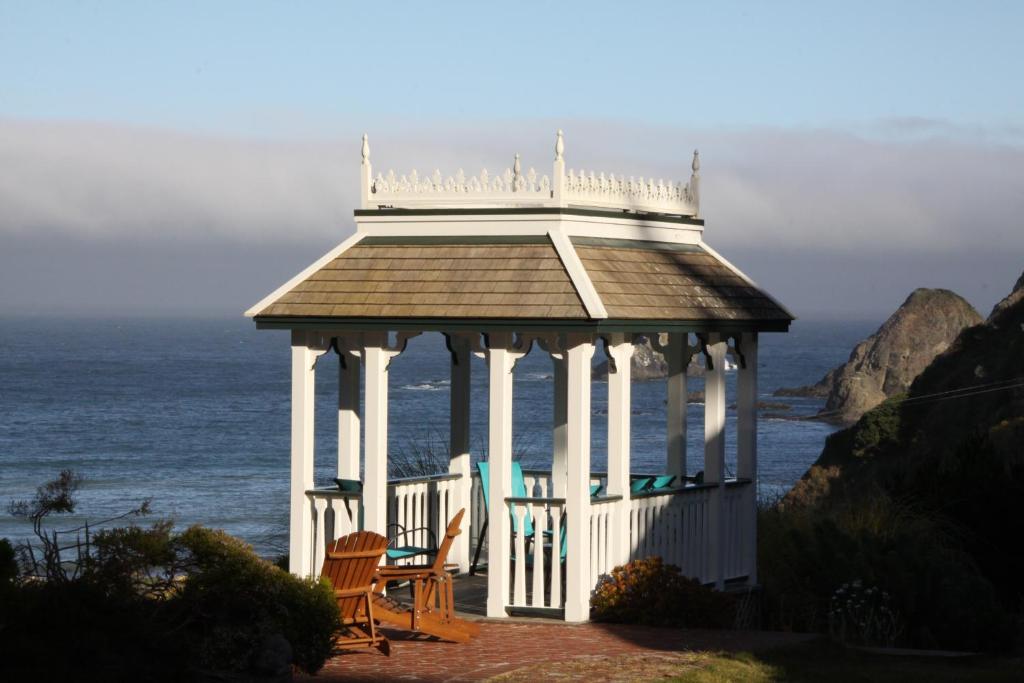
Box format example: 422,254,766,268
354,206,704,226
252,316,791,334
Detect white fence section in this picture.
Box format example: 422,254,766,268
305,472,460,577
507,497,565,609
388,473,459,566
589,497,618,587
304,490,361,577
626,480,753,584
306,471,753,603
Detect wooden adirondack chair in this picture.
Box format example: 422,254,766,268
320,531,391,656
371,508,479,643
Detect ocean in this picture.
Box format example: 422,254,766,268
0,317,873,557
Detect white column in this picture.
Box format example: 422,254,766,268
448,334,472,573
666,332,688,478
486,333,515,618
736,331,759,585
289,331,316,577
564,334,595,622
337,350,361,481
363,334,390,537
551,353,568,498
703,333,728,589
605,334,632,567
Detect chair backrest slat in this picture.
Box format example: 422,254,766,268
320,531,388,619
431,508,466,573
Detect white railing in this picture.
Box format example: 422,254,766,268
305,490,362,577
388,472,460,566
305,472,461,577
627,479,753,584
360,132,701,217
589,496,619,587
508,496,564,610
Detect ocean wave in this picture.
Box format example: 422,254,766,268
401,380,450,391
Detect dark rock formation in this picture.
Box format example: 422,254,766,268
775,288,982,423
785,273,1024,510
593,336,712,381
988,270,1024,322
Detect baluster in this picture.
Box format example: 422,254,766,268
513,504,527,606
590,510,598,587
531,501,546,607
328,498,342,541
626,501,634,561
549,503,562,608
313,497,328,578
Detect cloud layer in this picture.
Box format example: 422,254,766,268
1,117,1021,317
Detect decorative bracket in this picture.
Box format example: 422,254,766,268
650,332,701,368
599,333,634,374
726,334,748,370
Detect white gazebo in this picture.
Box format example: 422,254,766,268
246,132,792,622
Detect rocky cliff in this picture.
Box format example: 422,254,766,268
592,337,733,381
776,288,982,423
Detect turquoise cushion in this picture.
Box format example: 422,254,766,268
630,477,654,493
651,475,675,490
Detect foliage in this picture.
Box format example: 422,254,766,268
851,394,904,459
0,538,15,585
828,580,903,647
174,526,340,675
591,556,735,628
758,494,1013,652
663,640,1024,683
7,467,151,583
0,471,341,680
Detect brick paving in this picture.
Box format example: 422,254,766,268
301,621,815,682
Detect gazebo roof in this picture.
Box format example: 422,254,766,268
247,134,794,332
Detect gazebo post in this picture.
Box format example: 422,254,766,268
362,333,391,537
289,330,317,577
703,333,728,589
604,333,633,567
551,353,568,497
564,333,595,622
665,332,688,478
736,331,759,586
485,333,516,618
337,346,361,482
447,334,472,573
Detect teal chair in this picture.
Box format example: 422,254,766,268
630,476,655,493
630,475,676,494
471,461,536,573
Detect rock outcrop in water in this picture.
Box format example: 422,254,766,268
776,288,982,424
593,337,734,381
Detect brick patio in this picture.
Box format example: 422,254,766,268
301,620,815,682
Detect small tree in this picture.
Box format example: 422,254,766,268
7,469,151,583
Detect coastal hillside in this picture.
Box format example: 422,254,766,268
776,288,981,423
774,272,1024,648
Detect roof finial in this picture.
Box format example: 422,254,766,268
555,129,564,162
361,133,370,165
513,153,521,190
691,149,700,173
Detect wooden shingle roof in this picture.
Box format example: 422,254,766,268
251,234,792,326
572,237,791,322
259,236,588,319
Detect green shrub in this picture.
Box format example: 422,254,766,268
176,526,340,675
758,496,1013,652
591,556,735,628
0,538,16,584
0,524,341,679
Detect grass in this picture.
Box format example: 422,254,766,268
667,640,1022,683
493,640,1023,682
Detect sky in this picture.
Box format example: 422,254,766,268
1,1,1022,320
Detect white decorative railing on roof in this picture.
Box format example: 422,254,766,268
359,131,701,217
